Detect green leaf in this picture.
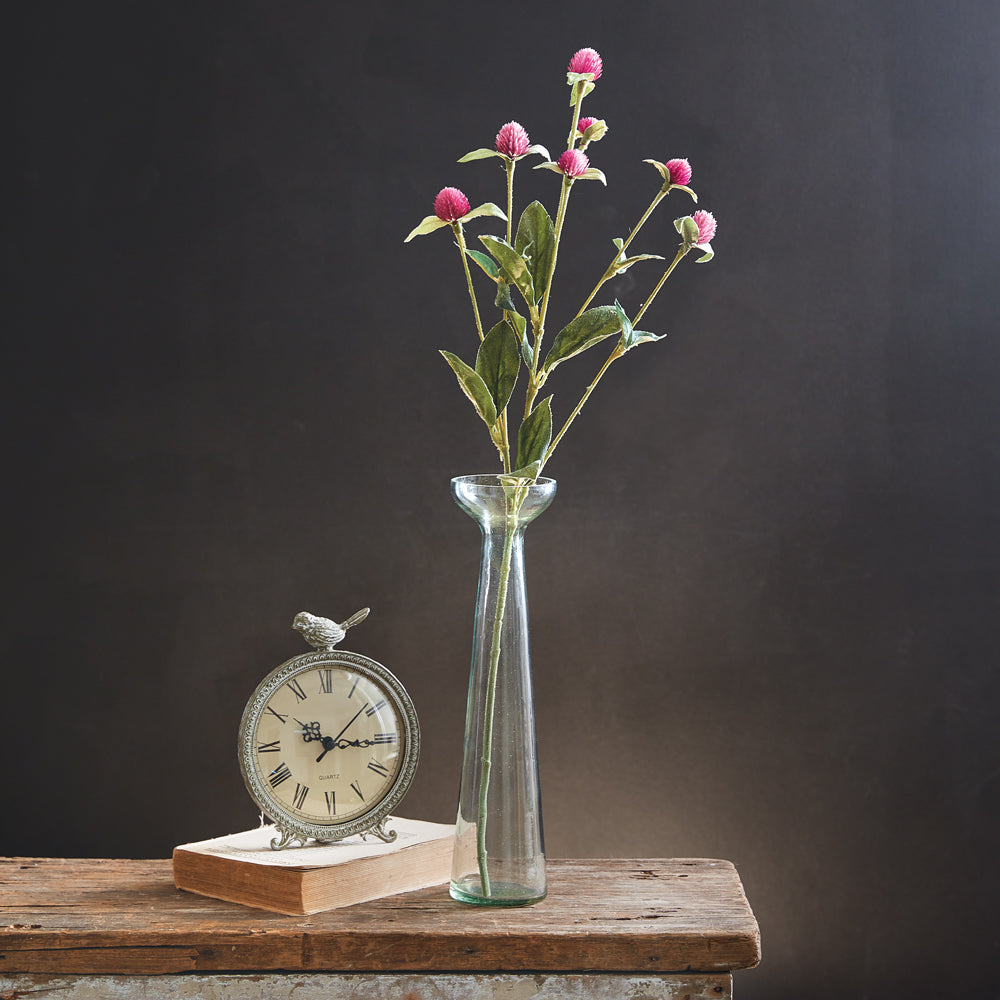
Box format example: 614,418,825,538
676,216,700,244
404,215,451,243
479,235,535,310
440,351,497,427
579,119,608,142
494,280,517,313
644,158,671,183
505,310,533,368
614,252,665,275
577,167,607,185
613,299,636,350
533,161,566,177
694,243,715,263
465,249,500,280
631,330,666,346
515,201,556,305
458,148,502,162
567,76,596,102
476,322,521,414
673,184,698,203
516,397,553,470
541,305,623,373
524,143,551,161
462,202,507,223
499,460,542,485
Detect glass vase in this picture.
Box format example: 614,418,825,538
449,473,556,906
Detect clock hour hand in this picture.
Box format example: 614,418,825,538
314,703,369,762
299,720,323,742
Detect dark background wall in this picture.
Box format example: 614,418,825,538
9,1,1000,996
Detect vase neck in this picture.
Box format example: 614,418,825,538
451,474,557,530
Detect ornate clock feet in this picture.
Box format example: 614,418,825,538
270,825,309,851
361,818,398,844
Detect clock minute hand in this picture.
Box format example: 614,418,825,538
315,703,369,763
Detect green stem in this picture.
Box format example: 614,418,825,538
633,246,688,327
576,188,667,317
535,177,572,356
494,160,517,472
542,248,688,471
476,494,521,896
543,342,624,467
505,159,515,245
567,82,586,148
526,83,587,403
453,222,485,342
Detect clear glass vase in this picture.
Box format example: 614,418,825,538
449,473,557,906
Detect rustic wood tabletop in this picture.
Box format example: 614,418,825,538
1,856,760,998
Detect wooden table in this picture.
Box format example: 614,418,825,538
0,857,760,998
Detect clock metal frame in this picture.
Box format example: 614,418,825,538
238,647,420,850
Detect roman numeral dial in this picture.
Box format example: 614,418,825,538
249,660,407,827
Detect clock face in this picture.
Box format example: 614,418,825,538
239,651,418,840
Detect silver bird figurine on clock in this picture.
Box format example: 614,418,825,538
237,608,421,850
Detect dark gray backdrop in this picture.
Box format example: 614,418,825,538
10,1,1000,996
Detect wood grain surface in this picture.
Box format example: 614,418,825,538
0,858,761,975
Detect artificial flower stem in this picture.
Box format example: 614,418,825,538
526,84,587,393
505,159,515,245
489,159,515,473
475,489,523,895
455,221,509,468
543,342,624,467
453,222,486,342
534,177,573,378
633,246,689,326
497,413,511,474
567,83,586,149
576,189,667,317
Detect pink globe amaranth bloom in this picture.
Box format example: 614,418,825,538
692,209,717,244
434,187,471,223
577,116,598,134
495,121,530,158
665,158,692,186
557,148,590,177
568,47,603,80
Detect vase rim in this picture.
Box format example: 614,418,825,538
451,473,556,490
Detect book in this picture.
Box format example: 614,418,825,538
172,817,454,915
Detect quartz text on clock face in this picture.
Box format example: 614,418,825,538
251,665,403,824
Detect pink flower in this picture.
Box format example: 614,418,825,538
577,116,598,134
568,47,603,80
557,149,590,177
692,209,717,244
665,158,692,186
495,121,530,158
434,187,470,222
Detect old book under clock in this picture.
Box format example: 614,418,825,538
172,817,454,915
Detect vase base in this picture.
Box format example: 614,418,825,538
449,877,547,907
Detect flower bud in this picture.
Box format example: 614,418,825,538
577,117,608,143
434,187,471,222
568,47,603,80
665,158,692,186
495,121,530,158
557,148,590,177
692,209,717,244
